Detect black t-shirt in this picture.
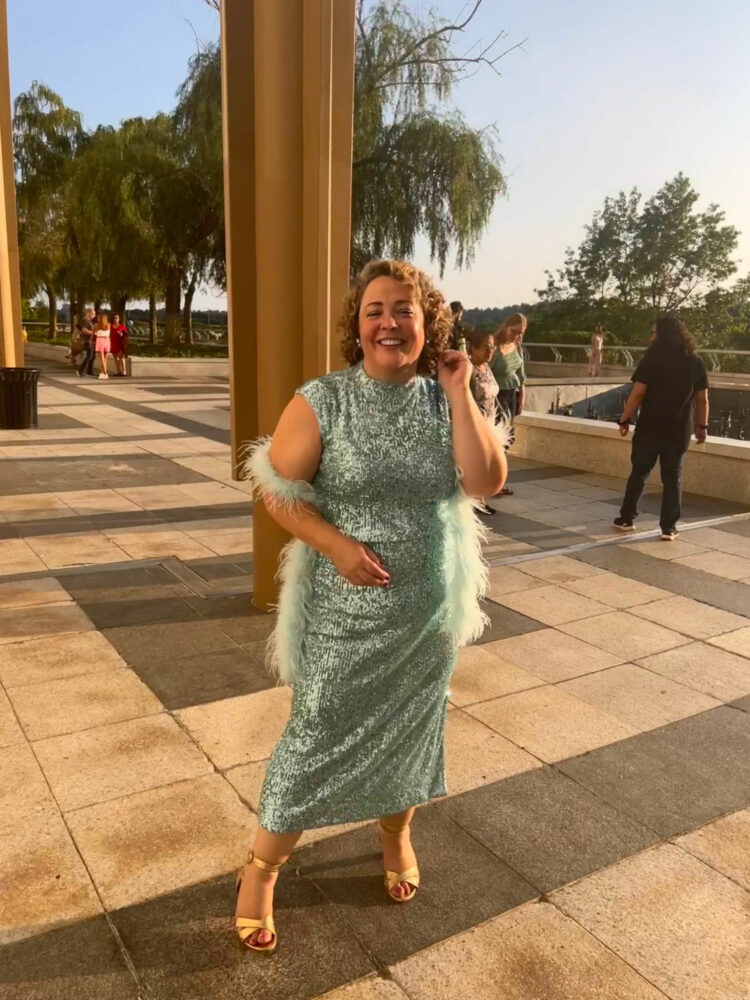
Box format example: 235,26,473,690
632,346,708,445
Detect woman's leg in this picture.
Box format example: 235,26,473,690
235,826,303,947
378,805,417,899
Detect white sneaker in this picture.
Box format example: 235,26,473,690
98,373,109,379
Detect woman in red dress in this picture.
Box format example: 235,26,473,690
110,314,129,377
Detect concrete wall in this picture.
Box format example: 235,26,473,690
524,381,624,416
513,412,750,506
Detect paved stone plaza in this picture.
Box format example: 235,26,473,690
1,364,749,999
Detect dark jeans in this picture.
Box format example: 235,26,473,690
77,343,95,376
620,434,687,531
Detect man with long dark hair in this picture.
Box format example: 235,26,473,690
614,316,709,540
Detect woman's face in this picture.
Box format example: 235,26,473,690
497,324,522,346
358,276,425,375
470,337,494,366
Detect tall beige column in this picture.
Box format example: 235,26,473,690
0,0,23,368
221,1,258,461
222,0,355,610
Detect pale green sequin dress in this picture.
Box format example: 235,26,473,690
257,363,470,833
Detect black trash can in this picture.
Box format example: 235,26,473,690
0,367,41,429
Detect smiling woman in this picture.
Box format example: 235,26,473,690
234,258,508,954
340,259,450,376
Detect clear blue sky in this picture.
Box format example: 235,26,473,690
8,0,750,309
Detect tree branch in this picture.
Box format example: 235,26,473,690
371,0,502,86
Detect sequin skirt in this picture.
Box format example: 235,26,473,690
257,533,456,833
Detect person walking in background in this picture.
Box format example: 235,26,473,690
94,312,112,380
588,324,605,376
467,327,500,515
614,316,709,540
490,312,527,496
76,308,97,378
110,314,129,377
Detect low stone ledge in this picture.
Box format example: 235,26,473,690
24,343,229,379
514,412,750,505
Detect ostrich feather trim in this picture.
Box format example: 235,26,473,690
265,538,315,686
439,490,490,647
239,436,315,510
492,413,514,452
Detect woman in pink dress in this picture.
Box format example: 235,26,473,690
94,313,111,380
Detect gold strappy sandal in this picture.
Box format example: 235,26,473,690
235,850,285,952
377,819,420,903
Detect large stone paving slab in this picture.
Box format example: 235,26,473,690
0,603,93,644
292,806,537,969
176,687,292,769
556,662,720,731
466,684,636,762
552,844,750,1000
111,869,376,1000
33,714,213,812
489,583,611,626
483,627,625,682
443,710,541,794
558,706,750,837
636,641,750,702
0,809,102,945
675,809,750,891
630,595,749,640
392,900,667,1000
7,669,162,741
0,631,127,687
0,916,138,1000
558,609,690,660
65,774,256,910
133,642,273,710
438,766,659,893
447,643,544,706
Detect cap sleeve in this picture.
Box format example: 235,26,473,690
296,378,331,440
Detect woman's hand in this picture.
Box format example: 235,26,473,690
437,349,472,399
329,535,390,587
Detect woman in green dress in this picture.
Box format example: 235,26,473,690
490,312,527,497
235,259,508,953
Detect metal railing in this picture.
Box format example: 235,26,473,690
22,320,229,345
523,342,750,374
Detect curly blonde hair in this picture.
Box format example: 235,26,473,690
339,259,453,374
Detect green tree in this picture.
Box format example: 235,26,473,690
542,174,739,312
204,0,516,275
13,82,83,337
353,0,512,273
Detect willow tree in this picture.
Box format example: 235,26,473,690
13,83,83,336
203,0,516,275
174,44,224,341
352,0,513,273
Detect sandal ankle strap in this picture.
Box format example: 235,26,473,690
246,849,285,873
